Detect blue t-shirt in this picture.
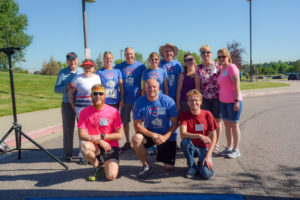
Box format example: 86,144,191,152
96,68,122,105
142,68,168,94
133,93,178,141
159,59,183,99
115,61,146,103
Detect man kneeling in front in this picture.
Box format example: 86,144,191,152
180,89,218,179
78,84,123,181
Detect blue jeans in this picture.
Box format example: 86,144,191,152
181,138,214,180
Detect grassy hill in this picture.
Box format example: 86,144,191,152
0,72,290,116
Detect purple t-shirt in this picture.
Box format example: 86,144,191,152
181,73,195,102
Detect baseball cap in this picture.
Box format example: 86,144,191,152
66,52,78,60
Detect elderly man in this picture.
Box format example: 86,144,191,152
115,47,146,152
180,89,218,180
132,79,178,179
54,52,83,161
159,43,183,100
78,84,123,181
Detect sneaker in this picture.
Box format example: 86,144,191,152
219,147,233,157
212,145,221,156
88,165,103,181
227,149,241,159
79,157,88,165
120,142,131,153
64,153,73,161
186,167,197,179
138,165,153,179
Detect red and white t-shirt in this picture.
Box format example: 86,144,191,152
180,110,218,148
78,105,122,147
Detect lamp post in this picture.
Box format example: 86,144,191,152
248,0,253,82
82,0,96,59
120,49,123,61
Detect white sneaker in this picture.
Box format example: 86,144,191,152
219,147,233,156
227,149,241,159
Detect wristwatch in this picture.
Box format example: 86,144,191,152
101,133,105,140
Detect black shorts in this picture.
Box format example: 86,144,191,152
201,98,221,119
144,135,176,165
97,145,119,162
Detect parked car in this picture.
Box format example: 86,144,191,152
288,73,300,80
272,75,283,79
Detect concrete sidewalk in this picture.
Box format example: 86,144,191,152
1,80,300,148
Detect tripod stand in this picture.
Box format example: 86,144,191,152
0,47,68,169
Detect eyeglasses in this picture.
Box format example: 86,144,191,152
218,55,226,59
201,51,211,55
151,58,159,61
184,58,193,62
93,92,105,96
187,99,201,103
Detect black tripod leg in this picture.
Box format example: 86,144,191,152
0,126,14,144
16,128,69,169
17,126,22,160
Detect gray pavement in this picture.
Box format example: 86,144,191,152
0,80,300,200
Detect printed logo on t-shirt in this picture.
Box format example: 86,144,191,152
151,118,162,128
168,74,175,86
100,118,108,126
125,77,134,85
125,68,134,75
195,124,204,131
222,70,228,77
150,107,165,117
149,72,159,79
105,72,114,79
106,80,116,88
165,65,174,72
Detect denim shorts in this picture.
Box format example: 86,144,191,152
220,101,243,122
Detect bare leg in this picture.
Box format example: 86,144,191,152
104,159,119,181
215,118,222,147
131,133,149,166
124,123,130,144
80,142,99,167
224,119,233,148
231,122,241,150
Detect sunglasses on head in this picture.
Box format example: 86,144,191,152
218,55,226,59
93,92,105,96
201,51,211,55
184,58,193,62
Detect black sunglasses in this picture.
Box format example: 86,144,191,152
184,58,193,62
201,51,211,55
218,55,226,59
93,92,105,96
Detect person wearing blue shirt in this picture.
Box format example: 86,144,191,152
97,51,124,109
115,47,146,152
132,79,178,179
159,43,183,100
54,52,83,161
142,52,168,95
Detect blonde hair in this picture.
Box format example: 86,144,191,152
91,83,106,93
217,48,232,63
186,89,202,101
103,51,114,60
200,44,211,52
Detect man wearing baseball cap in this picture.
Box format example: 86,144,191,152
54,52,83,161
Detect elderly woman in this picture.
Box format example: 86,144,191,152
68,59,101,164
176,53,199,113
195,44,222,156
96,51,124,109
142,52,168,95
217,48,243,159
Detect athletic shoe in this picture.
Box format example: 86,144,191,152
186,167,197,179
119,142,131,153
219,147,233,157
212,145,221,156
88,165,103,181
64,153,73,161
138,165,153,179
227,149,241,159
79,157,88,165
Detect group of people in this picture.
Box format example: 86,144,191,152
54,43,243,181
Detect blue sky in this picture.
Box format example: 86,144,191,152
14,0,300,70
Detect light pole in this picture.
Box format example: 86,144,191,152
248,0,253,82
120,49,123,61
82,0,96,59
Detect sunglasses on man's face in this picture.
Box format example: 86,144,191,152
93,92,105,96
218,55,226,59
184,58,193,62
201,51,211,55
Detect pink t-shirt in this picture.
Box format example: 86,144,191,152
217,63,242,103
78,104,122,147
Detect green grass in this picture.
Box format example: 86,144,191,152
0,72,61,116
0,72,290,116
241,81,289,90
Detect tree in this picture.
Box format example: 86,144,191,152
227,41,245,70
94,53,103,71
0,0,33,71
135,52,144,63
114,59,122,65
40,57,60,76
176,49,201,67
294,60,300,73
